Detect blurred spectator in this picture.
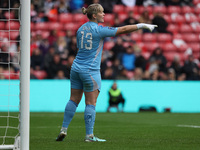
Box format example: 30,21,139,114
168,68,176,80
39,39,50,56
65,55,75,79
54,36,68,59
56,0,69,14
31,3,38,23
44,0,54,14
0,45,9,69
149,47,167,73
165,0,181,6
138,10,151,24
11,45,20,72
138,10,152,33
143,70,150,80
134,67,143,80
134,45,147,71
152,12,170,33
150,69,159,80
122,46,136,71
124,11,138,25
46,54,66,79
121,0,136,6
170,55,182,79
30,67,38,79
44,46,56,70
102,67,115,79
113,15,124,27
68,36,78,56
69,0,84,13
181,55,199,80
31,48,44,70
48,30,58,46
54,70,67,79
0,67,5,79
107,82,125,112
110,37,126,61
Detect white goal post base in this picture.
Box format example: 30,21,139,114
0,136,20,150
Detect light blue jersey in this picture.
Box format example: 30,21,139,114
71,21,118,72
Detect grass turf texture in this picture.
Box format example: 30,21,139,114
29,113,200,150
1,113,200,149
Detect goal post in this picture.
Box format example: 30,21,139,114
0,0,30,149
20,0,30,149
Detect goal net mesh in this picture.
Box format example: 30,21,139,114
0,0,20,147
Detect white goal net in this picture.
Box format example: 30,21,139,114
0,0,30,149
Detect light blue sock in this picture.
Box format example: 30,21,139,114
84,105,96,135
62,100,78,128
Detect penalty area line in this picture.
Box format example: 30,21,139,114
177,125,200,128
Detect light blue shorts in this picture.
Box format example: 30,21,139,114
70,70,101,92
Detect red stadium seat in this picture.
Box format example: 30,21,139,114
104,14,115,25
0,22,5,30
5,21,20,30
130,33,142,42
153,6,167,14
4,12,15,19
124,6,139,13
0,31,8,39
47,13,58,22
35,22,49,31
184,14,199,23
194,6,200,14
179,24,193,33
167,24,179,34
57,31,66,37
161,43,177,52
171,14,186,25
31,22,35,31
73,14,88,23
191,24,200,33
193,0,200,5
173,33,183,40
63,23,80,31
118,13,128,23
143,33,157,42
164,52,178,62
163,14,172,24
141,51,150,60
188,43,200,53
10,31,19,40
138,6,153,14
48,22,63,31
144,42,160,53
59,13,73,23
177,44,190,53
181,6,195,14
103,41,115,50
113,5,125,14
157,33,172,43
168,6,181,14
182,33,199,43
33,70,47,79
41,31,50,39
123,42,131,48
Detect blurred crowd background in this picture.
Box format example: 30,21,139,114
0,0,200,80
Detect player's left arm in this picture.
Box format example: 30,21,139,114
116,23,158,36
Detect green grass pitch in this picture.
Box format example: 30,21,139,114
29,113,200,150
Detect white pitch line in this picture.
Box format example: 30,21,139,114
177,125,200,128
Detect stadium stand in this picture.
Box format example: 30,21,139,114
0,0,199,80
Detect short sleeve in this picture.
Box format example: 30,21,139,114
98,26,118,38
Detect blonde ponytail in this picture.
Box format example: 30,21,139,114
82,7,87,15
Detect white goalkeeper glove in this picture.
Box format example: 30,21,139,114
136,23,158,32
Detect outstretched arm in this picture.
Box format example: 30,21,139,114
115,23,158,36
